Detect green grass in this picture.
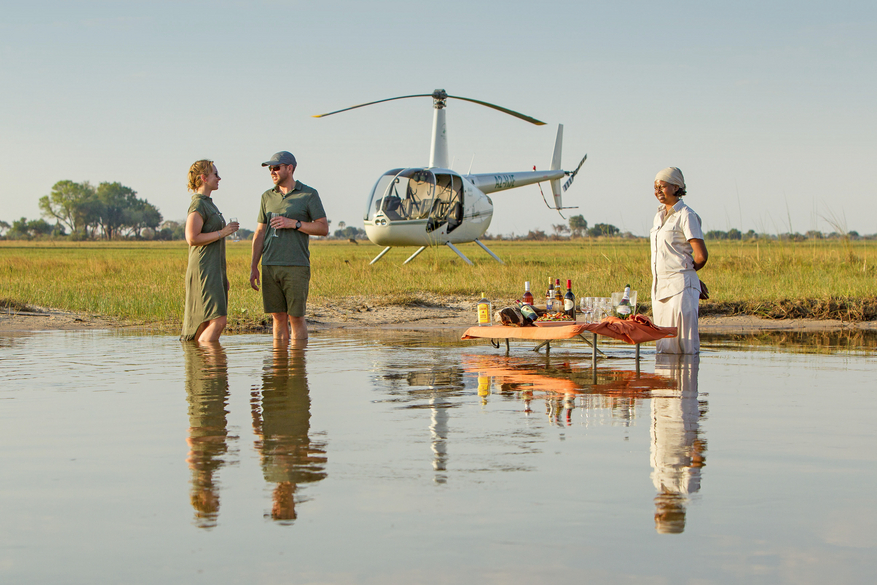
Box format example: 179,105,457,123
2,238,876,328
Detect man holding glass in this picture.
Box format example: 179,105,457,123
250,151,328,340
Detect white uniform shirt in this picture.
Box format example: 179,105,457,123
650,200,704,301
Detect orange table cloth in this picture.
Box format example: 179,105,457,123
461,314,677,345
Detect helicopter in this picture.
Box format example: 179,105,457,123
314,89,587,265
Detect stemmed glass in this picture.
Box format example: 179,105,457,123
267,212,279,238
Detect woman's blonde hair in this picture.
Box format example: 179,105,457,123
187,160,214,192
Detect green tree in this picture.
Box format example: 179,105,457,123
123,199,162,237
587,223,619,237
94,182,138,239
568,215,588,237
39,180,97,236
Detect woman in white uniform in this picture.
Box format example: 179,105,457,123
650,167,708,354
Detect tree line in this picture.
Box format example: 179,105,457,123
1,180,165,240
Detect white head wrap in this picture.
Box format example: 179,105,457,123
655,167,685,190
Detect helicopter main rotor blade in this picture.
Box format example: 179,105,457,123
314,91,546,125
446,95,546,126
312,94,433,118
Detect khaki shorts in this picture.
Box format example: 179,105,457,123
262,265,310,317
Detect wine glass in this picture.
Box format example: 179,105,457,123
228,217,239,241
267,212,279,238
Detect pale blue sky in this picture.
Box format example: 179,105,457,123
2,0,874,236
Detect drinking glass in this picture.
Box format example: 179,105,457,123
611,292,623,311
581,297,595,323
267,213,279,238
629,290,638,316
228,217,239,241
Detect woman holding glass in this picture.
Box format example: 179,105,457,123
650,167,708,354
181,160,239,342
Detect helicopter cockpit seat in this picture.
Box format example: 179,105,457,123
378,194,403,220
447,201,463,232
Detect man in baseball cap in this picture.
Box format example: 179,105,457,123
250,151,328,340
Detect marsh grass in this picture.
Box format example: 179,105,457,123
2,238,876,328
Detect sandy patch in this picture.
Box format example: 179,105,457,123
2,299,876,334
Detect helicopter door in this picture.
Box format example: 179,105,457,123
426,174,464,233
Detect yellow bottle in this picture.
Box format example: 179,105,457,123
477,292,492,326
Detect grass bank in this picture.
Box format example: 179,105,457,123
2,238,876,329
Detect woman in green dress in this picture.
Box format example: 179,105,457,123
181,160,239,342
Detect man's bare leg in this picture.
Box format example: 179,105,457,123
289,316,308,340
271,312,290,341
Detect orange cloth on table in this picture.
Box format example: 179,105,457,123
586,315,677,344
461,324,588,340
461,314,676,345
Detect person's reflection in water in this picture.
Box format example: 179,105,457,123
251,339,327,523
184,341,234,529
651,354,707,534
429,394,449,484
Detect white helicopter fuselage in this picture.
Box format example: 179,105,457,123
364,169,491,247
363,166,566,247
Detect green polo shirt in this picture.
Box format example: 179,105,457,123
258,180,326,267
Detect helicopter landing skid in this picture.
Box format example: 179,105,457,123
369,246,393,265
403,246,427,264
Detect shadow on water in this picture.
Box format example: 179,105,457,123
183,338,327,528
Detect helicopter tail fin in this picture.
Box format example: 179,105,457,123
550,124,563,209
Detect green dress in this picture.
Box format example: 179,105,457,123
181,195,228,341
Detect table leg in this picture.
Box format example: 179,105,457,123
592,332,597,370
635,343,641,375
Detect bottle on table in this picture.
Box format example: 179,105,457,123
516,299,538,325
563,279,576,321
554,279,563,314
615,284,632,319
522,281,534,306
477,292,492,326
546,278,555,312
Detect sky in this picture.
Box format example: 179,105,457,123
2,0,875,238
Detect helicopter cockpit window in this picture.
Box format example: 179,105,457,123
366,168,436,223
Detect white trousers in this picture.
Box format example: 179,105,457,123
653,287,700,354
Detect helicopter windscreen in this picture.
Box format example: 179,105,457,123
365,168,436,222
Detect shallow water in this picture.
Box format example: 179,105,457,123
1,329,875,584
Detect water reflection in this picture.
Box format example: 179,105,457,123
251,340,328,523
702,328,877,353
183,342,236,529
381,361,465,484
650,355,707,534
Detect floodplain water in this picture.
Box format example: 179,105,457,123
1,327,875,584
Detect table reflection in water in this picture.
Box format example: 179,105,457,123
184,341,236,530
251,339,328,523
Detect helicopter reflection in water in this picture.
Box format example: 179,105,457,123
183,342,238,530
251,340,328,524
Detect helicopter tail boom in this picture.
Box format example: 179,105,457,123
467,169,565,194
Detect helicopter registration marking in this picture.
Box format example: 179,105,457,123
494,175,515,189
